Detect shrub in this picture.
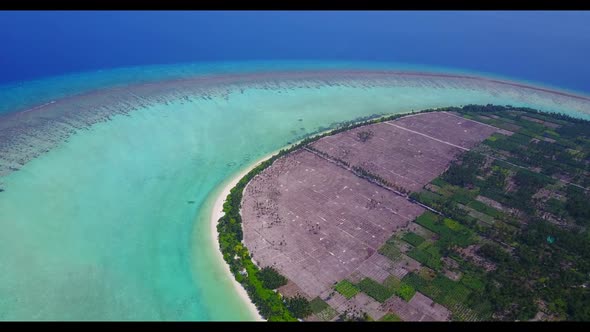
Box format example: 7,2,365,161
309,297,329,314
357,278,394,303
380,313,402,321
285,295,312,319
357,130,374,142
397,284,416,302
402,232,426,247
258,266,288,289
378,242,402,261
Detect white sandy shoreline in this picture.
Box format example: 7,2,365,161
209,151,280,322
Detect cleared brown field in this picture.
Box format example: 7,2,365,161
382,292,451,321
309,111,497,192
242,149,424,297
394,111,498,149
241,111,498,320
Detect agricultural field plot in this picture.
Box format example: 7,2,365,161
357,277,395,302
407,292,452,321
403,272,476,319
309,122,460,192
352,253,396,283
278,280,309,299
383,275,417,301
402,232,426,247
322,291,350,313
386,253,422,280
309,297,339,321
309,112,497,192
381,292,451,321
457,203,496,225
377,235,423,279
520,115,562,129
334,280,360,299
475,195,509,212
322,290,387,321
394,111,499,149
350,292,388,320
242,149,424,298
379,313,402,321
405,222,437,240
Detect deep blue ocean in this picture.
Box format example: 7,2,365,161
1,11,589,93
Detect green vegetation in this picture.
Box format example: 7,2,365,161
397,284,416,302
334,280,360,299
315,306,339,321
378,242,402,261
383,275,402,290
544,197,568,220
415,211,438,227
407,243,443,270
442,152,485,187
379,313,402,321
460,273,486,292
383,275,416,302
511,169,556,213
309,297,329,313
285,295,312,319
466,200,503,219
402,232,425,247
413,212,475,249
404,272,485,320
357,278,395,303
565,186,590,225
309,296,339,320
258,266,288,289
357,130,374,142
417,266,438,281
409,105,590,321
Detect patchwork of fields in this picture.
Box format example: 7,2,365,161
242,111,500,321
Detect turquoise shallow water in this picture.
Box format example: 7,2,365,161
1,62,589,320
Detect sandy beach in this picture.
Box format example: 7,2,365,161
209,152,280,322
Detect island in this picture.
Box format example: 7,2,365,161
216,104,590,321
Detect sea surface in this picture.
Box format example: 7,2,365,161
2,11,590,93
0,62,589,320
